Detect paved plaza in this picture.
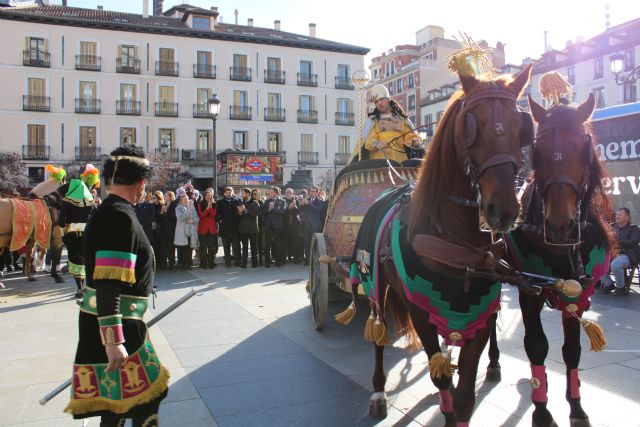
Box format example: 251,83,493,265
1,261,640,427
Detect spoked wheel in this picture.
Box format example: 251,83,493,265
309,233,329,330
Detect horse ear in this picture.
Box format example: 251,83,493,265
577,93,596,123
507,63,533,97
458,73,477,93
528,94,547,124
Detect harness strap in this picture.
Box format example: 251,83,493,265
446,194,479,208
411,234,504,271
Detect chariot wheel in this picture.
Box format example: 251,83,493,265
309,233,329,330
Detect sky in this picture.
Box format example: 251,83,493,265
61,0,639,66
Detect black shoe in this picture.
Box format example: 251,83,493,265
614,287,629,296
74,289,85,299
601,284,615,294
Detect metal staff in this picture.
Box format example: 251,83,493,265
39,287,198,406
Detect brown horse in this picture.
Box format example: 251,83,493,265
490,94,612,427
355,64,534,426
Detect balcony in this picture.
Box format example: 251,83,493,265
155,61,179,77
335,77,354,90
23,50,50,68
75,55,101,71
297,73,317,87
297,151,319,165
193,103,212,119
264,70,285,84
75,98,101,114
116,58,141,74
334,152,351,165
23,95,50,112
154,148,180,162
264,107,285,122
116,100,141,115
230,105,251,120
335,112,355,126
155,102,178,117
297,109,318,124
230,66,252,81
182,149,213,162
75,146,101,161
22,145,50,160
193,63,216,79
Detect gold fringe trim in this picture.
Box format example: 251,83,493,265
93,266,136,284
334,302,356,325
580,319,607,352
364,312,376,342
429,351,454,379
64,366,170,415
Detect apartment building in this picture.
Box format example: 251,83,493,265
0,3,368,188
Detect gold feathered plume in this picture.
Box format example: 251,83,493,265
539,71,573,106
446,33,493,78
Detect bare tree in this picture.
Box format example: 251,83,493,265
0,151,28,194
146,152,194,192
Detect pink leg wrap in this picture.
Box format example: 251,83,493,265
530,365,548,403
456,423,469,427
439,389,453,413
569,368,580,399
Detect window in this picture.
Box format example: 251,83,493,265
28,37,46,60
567,67,575,85
120,45,136,65
268,132,282,152
624,49,636,71
338,135,350,153
233,90,248,107
592,87,605,109
390,62,395,75
192,16,210,30
408,94,416,110
233,131,248,150
27,124,45,149
594,58,603,79
79,41,97,63
300,60,312,78
299,95,314,111
159,128,175,148
28,167,44,184
233,54,248,77
120,127,136,145
388,82,394,95
28,77,46,97
196,50,212,72
197,130,211,150
408,74,414,89
337,98,351,113
397,79,403,93
436,111,444,123
337,64,349,79
79,81,96,99
623,81,637,104
424,113,434,136
300,134,313,152
409,115,416,124
267,57,281,72
120,83,136,101
197,88,211,105
79,126,96,149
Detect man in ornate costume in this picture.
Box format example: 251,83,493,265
59,164,99,300
65,145,169,426
351,84,423,163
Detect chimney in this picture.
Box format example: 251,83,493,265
248,18,253,27
62,0,67,6
309,23,316,38
153,0,163,16
97,5,103,10
143,0,149,18
234,9,238,25
274,20,281,31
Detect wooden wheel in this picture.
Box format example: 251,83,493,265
309,233,329,330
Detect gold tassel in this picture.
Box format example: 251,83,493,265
334,302,356,325
429,351,454,379
580,318,607,352
364,311,376,342
375,321,391,346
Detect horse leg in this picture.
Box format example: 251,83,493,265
520,292,557,427
485,314,501,382
369,344,388,419
25,241,36,281
562,316,590,427
453,314,494,426
50,230,65,283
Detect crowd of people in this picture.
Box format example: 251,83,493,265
133,182,329,271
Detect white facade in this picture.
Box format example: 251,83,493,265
0,5,367,187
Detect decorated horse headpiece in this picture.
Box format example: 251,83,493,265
45,164,66,184
80,163,100,189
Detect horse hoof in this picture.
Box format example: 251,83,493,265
54,276,65,283
369,392,387,420
485,366,502,382
570,418,591,427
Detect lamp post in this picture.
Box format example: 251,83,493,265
609,52,640,85
208,94,221,192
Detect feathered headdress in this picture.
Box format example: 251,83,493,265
539,71,573,106
446,33,493,78
45,164,66,183
80,163,100,189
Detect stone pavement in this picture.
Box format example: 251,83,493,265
1,263,640,427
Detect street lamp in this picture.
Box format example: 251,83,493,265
609,52,640,85
208,94,221,192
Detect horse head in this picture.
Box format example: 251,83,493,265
454,63,534,232
528,93,597,244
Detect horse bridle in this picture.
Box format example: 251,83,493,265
533,118,593,246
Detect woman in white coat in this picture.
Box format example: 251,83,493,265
174,194,199,269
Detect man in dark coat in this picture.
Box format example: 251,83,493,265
238,188,260,268
300,186,326,265
261,186,286,267
283,188,303,263
216,186,242,267
602,207,640,295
